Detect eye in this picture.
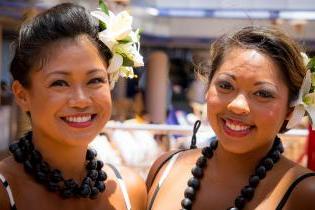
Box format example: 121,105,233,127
88,77,107,85
254,89,274,98
216,81,234,91
49,80,69,87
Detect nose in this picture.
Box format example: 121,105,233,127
68,86,92,109
227,93,250,115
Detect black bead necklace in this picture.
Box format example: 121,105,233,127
9,131,107,199
181,122,284,210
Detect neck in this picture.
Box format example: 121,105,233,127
32,131,88,181
212,141,274,178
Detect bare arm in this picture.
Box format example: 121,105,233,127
121,166,147,210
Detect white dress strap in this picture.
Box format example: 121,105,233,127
106,164,132,210
147,152,180,210
0,173,17,210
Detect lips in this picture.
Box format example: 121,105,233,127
222,118,255,137
61,114,97,128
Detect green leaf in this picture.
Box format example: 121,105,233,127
118,37,132,44
308,57,315,73
99,21,107,31
121,54,134,66
99,0,109,15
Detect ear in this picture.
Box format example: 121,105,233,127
12,81,31,112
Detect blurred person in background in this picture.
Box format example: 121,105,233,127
146,26,315,210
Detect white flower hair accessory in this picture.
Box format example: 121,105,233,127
91,0,144,89
287,53,315,129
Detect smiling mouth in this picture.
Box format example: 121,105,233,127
222,118,255,136
60,114,97,128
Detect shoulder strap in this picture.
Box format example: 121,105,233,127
276,172,315,210
106,164,132,210
0,174,17,210
146,149,186,191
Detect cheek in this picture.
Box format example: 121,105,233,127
254,103,288,129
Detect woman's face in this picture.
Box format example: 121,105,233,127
206,47,290,154
14,36,111,146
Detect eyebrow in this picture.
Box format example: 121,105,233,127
46,69,106,76
219,73,278,88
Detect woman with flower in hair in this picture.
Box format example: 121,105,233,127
146,26,315,210
0,2,146,210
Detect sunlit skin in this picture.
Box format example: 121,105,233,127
147,48,315,210
206,48,290,156
0,36,147,210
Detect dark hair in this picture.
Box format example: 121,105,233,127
10,3,112,88
204,26,306,104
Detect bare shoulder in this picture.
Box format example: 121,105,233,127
146,149,199,191
283,164,315,210
119,166,147,210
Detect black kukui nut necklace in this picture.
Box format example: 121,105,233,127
181,121,284,210
9,131,107,199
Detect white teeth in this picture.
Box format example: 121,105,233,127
225,120,250,131
65,115,92,123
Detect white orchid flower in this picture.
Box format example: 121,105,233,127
91,5,144,89
91,10,132,50
114,43,144,67
301,52,310,66
119,66,136,78
287,70,315,129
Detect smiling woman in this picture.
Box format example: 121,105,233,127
0,3,146,210
146,26,315,210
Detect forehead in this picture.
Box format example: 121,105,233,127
214,48,285,83
38,36,105,72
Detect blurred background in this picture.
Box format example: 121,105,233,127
0,0,314,177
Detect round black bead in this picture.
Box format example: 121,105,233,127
210,140,218,150
191,166,203,178
24,160,33,173
255,166,266,179
64,179,78,189
95,181,106,192
201,147,213,158
86,149,97,160
40,161,50,173
184,187,196,200
228,208,239,210
9,143,19,153
61,188,74,198
86,160,97,170
79,184,91,197
263,158,274,170
249,175,260,188
96,160,104,170
90,187,99,199
97,170,107,181
50,169,63,182
13,148,25,163
271,150,281,163
196,156,207,168
187,177,200,190
82,177,93,187
235,196,246,208
47,182,60,191
181,198,192,209
30,150,42,163
88,170,98,180
35,171,47,183
241,186,254,200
